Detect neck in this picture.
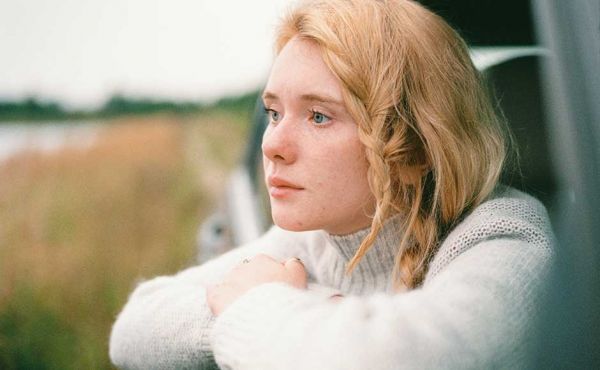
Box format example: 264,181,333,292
320,214,404,294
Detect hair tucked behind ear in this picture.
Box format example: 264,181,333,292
275,0,508,290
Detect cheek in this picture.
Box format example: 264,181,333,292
346,150,372,201
318,144,371,199
340,140,369,178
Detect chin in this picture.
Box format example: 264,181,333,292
271,212,320,232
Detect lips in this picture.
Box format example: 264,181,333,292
267,176,304,199
268,176,303,189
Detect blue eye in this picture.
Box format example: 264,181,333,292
264,108,281,123
312,110,331,125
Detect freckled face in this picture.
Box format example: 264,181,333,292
261,37,375,235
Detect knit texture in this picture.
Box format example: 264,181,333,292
110,187,554,370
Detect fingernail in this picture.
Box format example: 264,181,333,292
288,257,304,267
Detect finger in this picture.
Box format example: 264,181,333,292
253,253,279,264
284,257,307,288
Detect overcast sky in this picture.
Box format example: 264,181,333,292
0,0,294,109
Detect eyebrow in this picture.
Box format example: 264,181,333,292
262,91,344,107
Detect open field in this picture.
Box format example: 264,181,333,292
0,111,249,369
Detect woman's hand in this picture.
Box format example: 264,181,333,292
206,254,308,316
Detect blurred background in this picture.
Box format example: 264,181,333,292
1,0,598,369
0,1,291,368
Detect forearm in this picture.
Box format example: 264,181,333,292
109,226,309,369
109,276,218,370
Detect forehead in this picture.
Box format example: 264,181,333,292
265,37,343,101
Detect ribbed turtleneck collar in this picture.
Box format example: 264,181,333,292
318,215,403,293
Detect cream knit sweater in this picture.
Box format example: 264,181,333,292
109,186,554,370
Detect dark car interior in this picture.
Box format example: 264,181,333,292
488,54,557,211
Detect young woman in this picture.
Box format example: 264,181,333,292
110,0,554,369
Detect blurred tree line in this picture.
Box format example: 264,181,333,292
0,89,261,123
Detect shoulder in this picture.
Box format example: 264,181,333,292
426,186,555,281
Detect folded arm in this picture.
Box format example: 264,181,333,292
109,227,311,370
210,239,552,370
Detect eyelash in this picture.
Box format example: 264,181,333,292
263,107,332,126
264,107,280,123
309,109,331,126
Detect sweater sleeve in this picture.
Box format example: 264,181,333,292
210,238,553,370
109,226,309,370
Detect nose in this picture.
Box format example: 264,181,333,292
261,118,297,165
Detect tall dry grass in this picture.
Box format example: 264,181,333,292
0,112,248,369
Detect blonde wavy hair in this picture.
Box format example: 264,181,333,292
275,0,507,290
